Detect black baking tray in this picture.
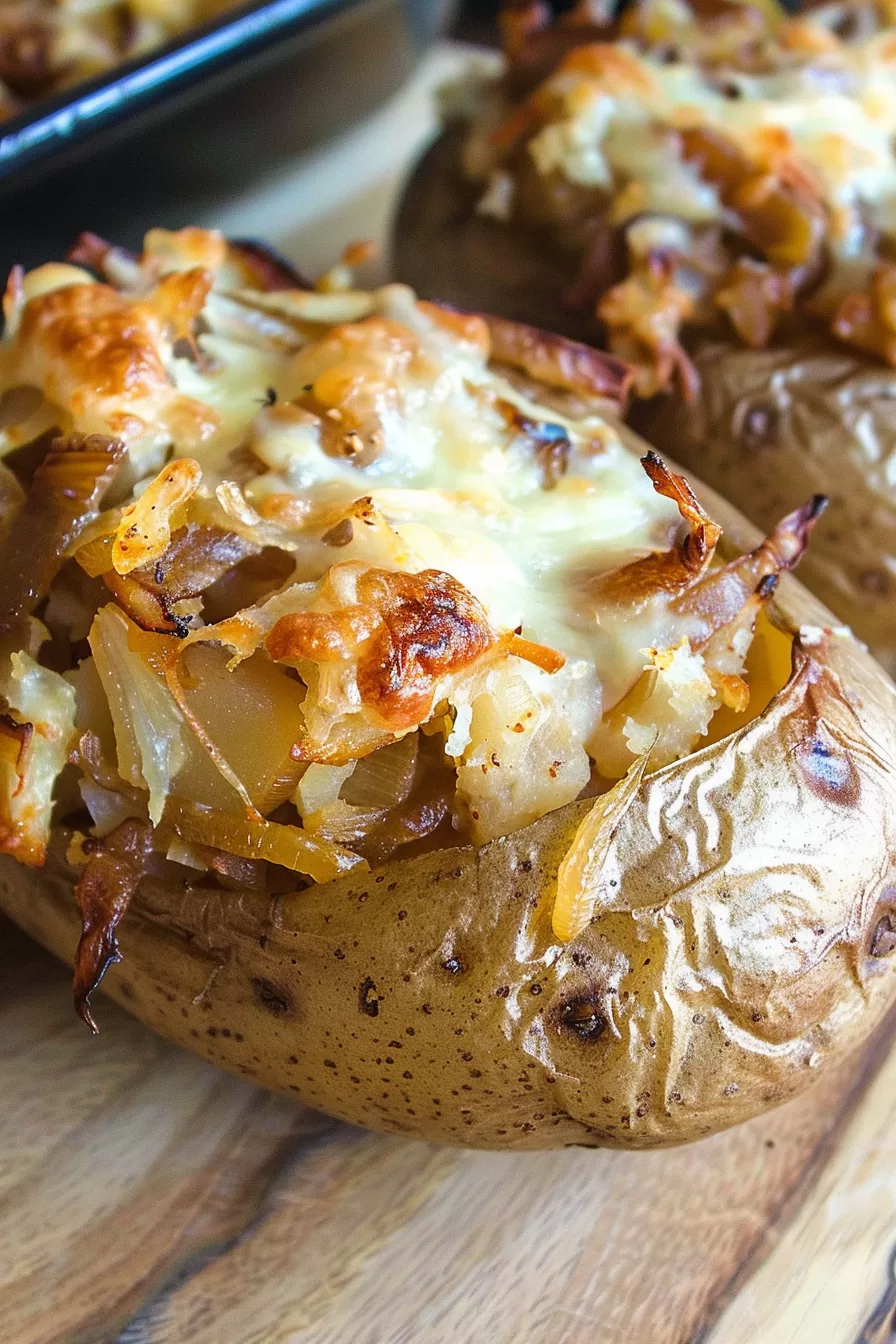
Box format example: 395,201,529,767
0,0,453,266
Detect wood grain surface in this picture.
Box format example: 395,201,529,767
3,915,896,1344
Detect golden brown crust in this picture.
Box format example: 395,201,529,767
266,566,497,733
10,283,218,450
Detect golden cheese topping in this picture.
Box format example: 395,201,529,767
0,228,817,894
470,0,896,391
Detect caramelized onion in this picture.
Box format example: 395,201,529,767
0,433,125,643
680,126,826,268
830,264,896,364
715,257,793,348
105,523,263,635
161,798,366,883
597,254,698,402
225,240,313,293
340,733,419,809
305,767,452,866
594,452,721,604
671,495,827,646
73,818,154,1032
476,312,634,406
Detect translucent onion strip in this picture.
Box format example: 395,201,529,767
552,750,651,942
162,798,367,883
88,605,186,825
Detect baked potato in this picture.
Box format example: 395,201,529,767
0,226,895,1152
394,0,896,671
0,0,242,119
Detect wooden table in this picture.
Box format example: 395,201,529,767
3,42,896,1344
3,913,896,1344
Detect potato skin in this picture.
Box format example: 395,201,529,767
394,126,593,342
2,465,896,1150
632,341,896,679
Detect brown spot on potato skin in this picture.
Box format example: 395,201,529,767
872,918,896,958
252,978,292,1016
359,977,380,1017
870,888,896,958
556,997,606,1043
736,399,782,451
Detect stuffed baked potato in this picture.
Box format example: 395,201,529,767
395,0,896,672
0,226,895,1151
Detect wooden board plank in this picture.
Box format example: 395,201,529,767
2,916,895,1344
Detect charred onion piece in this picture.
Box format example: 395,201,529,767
679,126,826,269
73,819,153,1033
0,432,125,641
161,799,367,883
105,524,263,635
673,494,828,647
449,309,633,406
484,313,634,405
226,240,313,292
595,452,722,603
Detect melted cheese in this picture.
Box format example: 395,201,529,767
512,30,896,248
0,229,736,847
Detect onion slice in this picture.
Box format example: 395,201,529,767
161,798,366,883
0,432,125,644
73,818,154,1032
552,750,651,942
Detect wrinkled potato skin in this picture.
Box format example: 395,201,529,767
2,464,896,1151
394,127,594,342
633,342,896,679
